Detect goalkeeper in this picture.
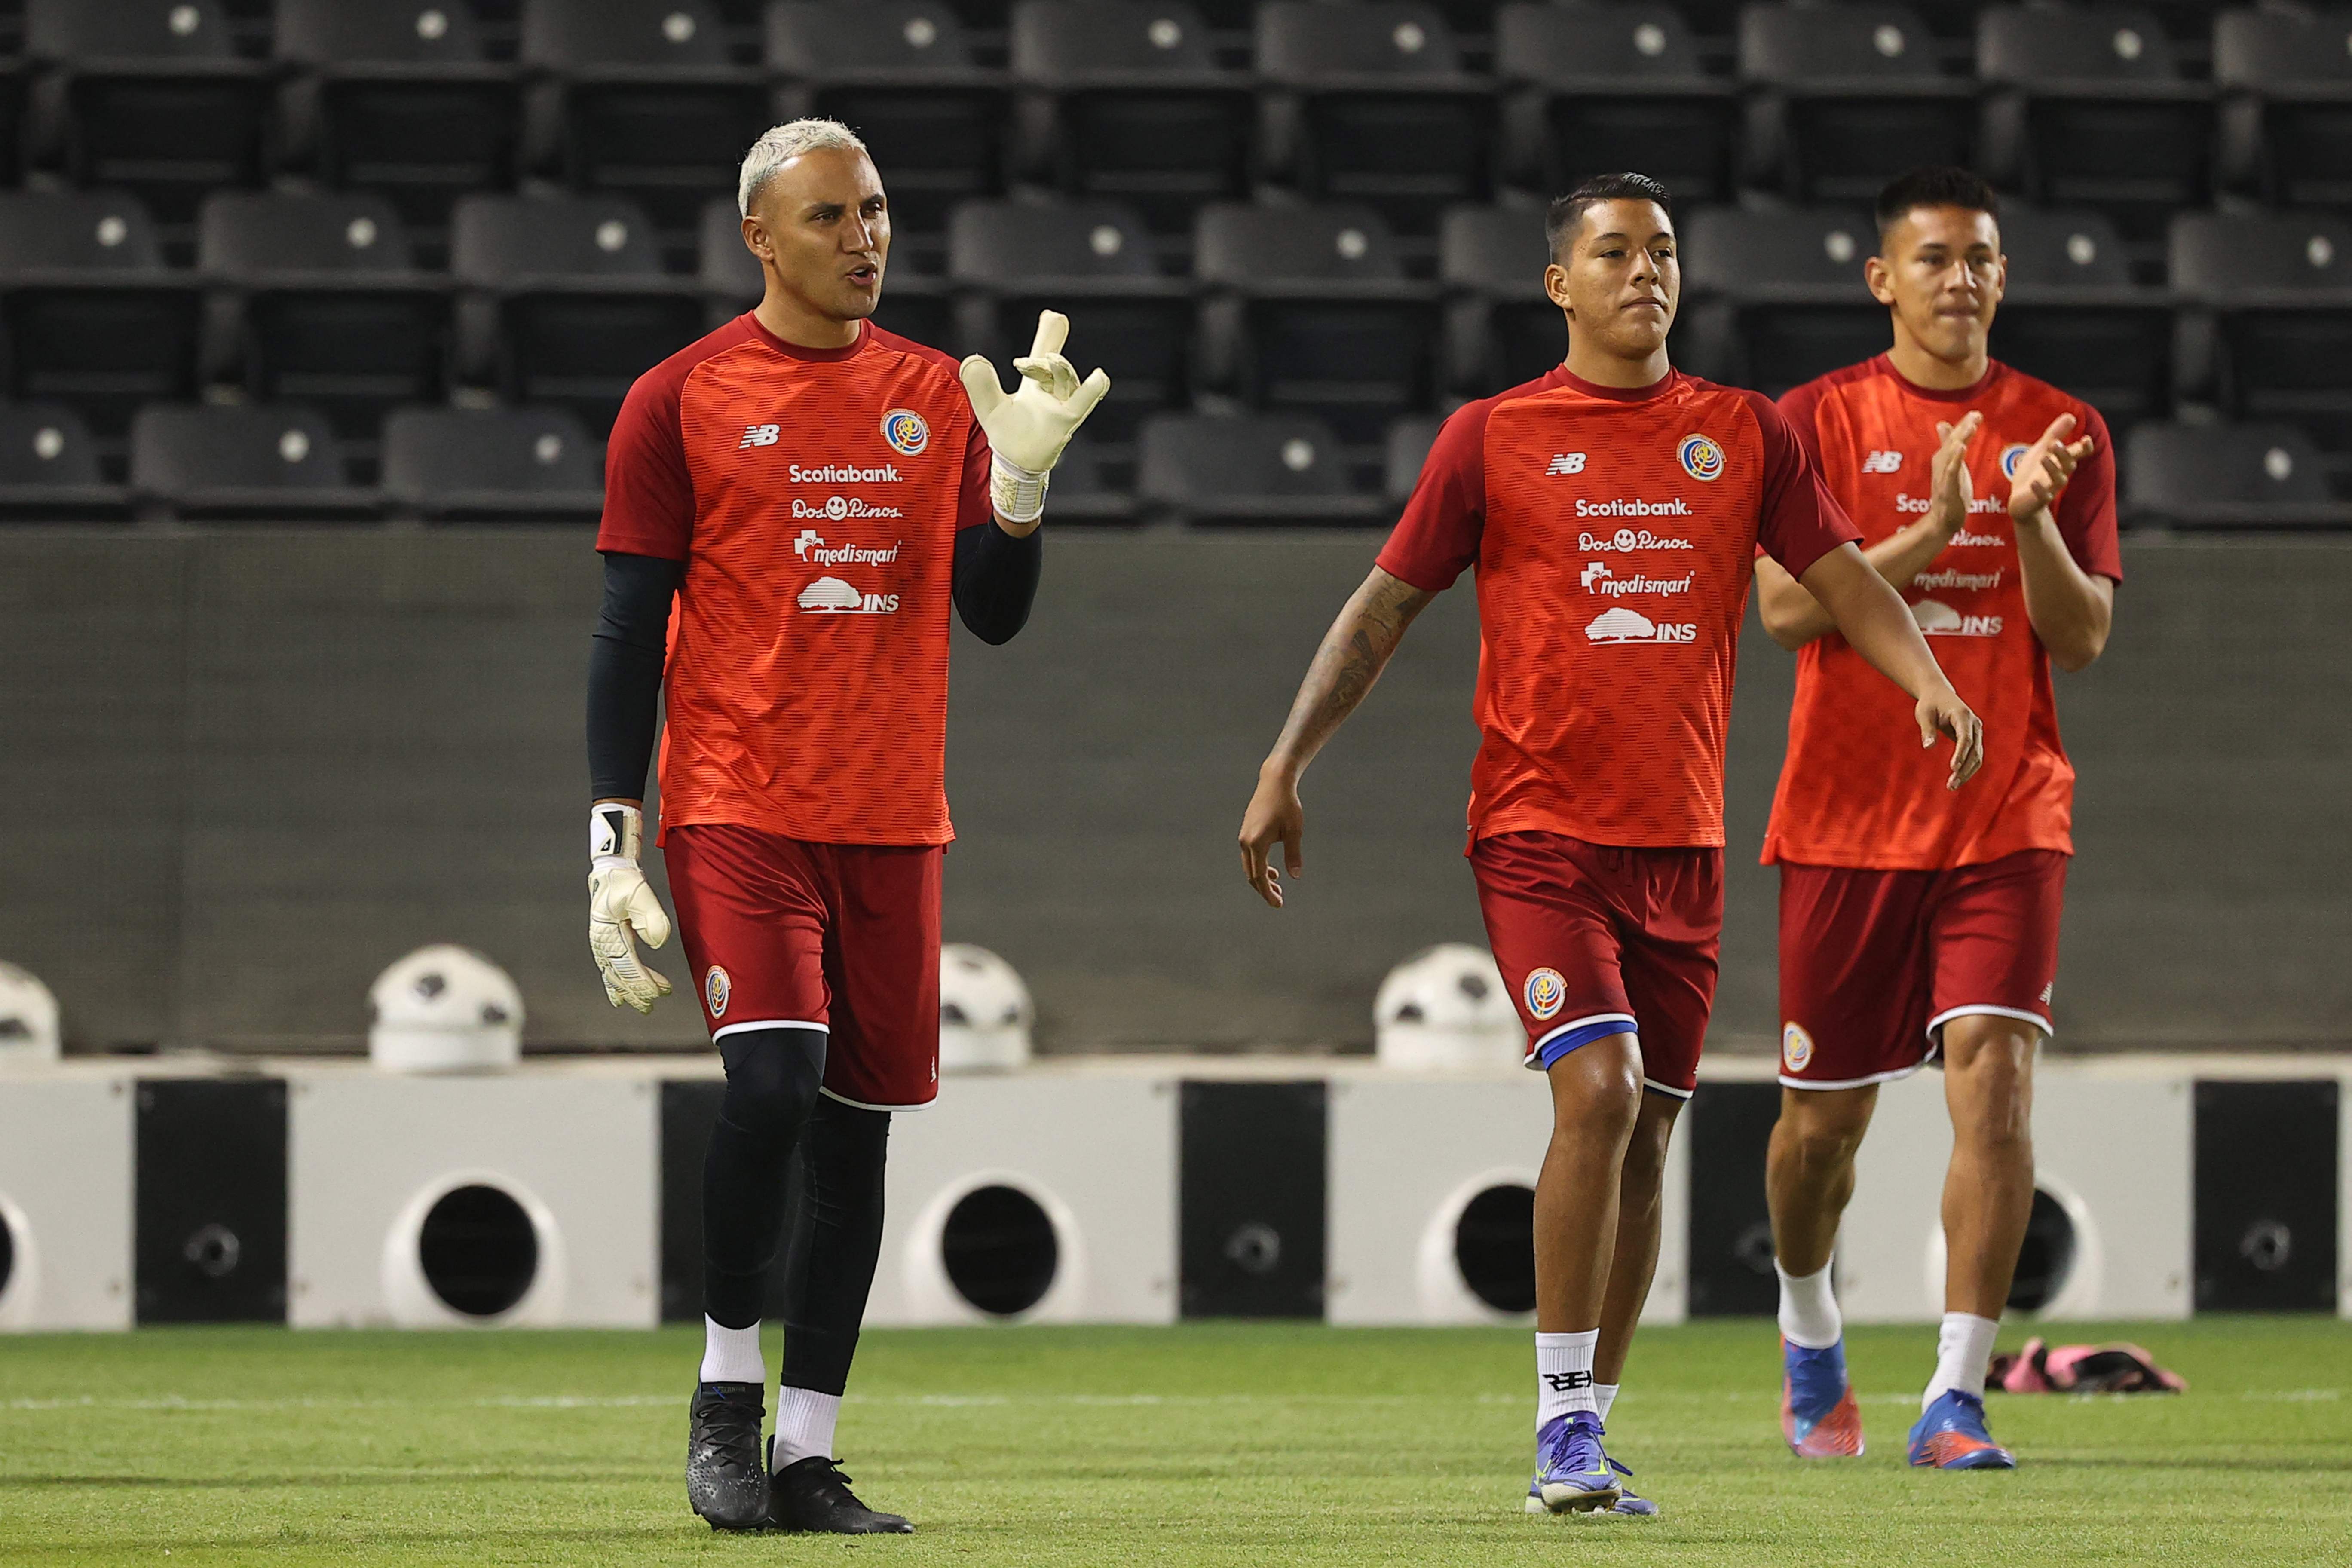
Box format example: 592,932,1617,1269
584,119,1106,1536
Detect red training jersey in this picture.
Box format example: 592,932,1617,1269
1378,366,1859,849
1762,355,2122,870
596,314,992,846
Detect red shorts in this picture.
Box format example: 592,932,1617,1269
1776,848,2067,1091
662,824,942,1111
1470,831,1724,1099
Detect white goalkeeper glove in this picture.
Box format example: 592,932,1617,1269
588,802,673,1014
958,309,1112,524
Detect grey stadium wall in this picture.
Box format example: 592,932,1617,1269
0,530,2346,1055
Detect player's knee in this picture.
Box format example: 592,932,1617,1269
1777,1092,1873,1172
1942,1019,2037,1143
718,1027,827,1142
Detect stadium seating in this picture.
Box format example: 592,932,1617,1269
1678,205,1882,396
2214,6,2352,208
1255,2,1495,236
1008,1,1251,238
1494,3,1736,206
1438,202,1557,397
1138,412,1390,525
1194,203,1440,444
0,403,129,521
380,405,606,521
197,192,451,439
1738,3,1975,202
1384,412,1443,505
0,191,202,439
1029,432,1137,524
1992,205,2171,434
2171,209,2352,464
128,403,378,520
2124,422,2352,527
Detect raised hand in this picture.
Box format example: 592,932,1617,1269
957,310,1111,520
1926,410,1983,538
2007,412,2094,523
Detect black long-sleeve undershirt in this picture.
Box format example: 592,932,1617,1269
587,522,1042,803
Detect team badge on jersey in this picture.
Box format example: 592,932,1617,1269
880,407,930,456
704,965,731,1019
1781,1021,1814,1072
2000,442,2031,479
1678,433,1726,482
1524,967,1568,1021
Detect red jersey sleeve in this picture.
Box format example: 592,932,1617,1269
1774,378,1830,469
1740,388,1860,579
1375,400,1491,592
596,364,695,560
2055,404,2123,583
959,417,995,532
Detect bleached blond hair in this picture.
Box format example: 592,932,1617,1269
738,119,870,217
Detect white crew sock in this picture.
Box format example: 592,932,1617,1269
1922,1311,2000,1410
698,1316,765,1385
1594,1382,1620,1423
773,1386,844,1469
1776,1261,1843,1351
1535,1329,1601,1429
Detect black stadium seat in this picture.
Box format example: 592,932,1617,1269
1384,413,1443,505
1738,3,1975,202
0,191,202,439
1138,411,1389,526
1495,3,1736,205
522,0,769,252
949,200,1190,441
1679,205,1882,396
1438,203,1559,397
0,403,130,520
1194,203,1441,444
768,1,1007,252
451,193,705,435
2124,421,2352,527
1029,432,1136,524
24,0,272,236
2171,209,2352,464
2214,6,2352,208
380,405,606,522
1008,0,1252,238
1977,4,2214,248
1256,2,1496,236
697,195,951,348
196,192,451,439
1991,205,2171,434
129,403,379,520
274,0,522,249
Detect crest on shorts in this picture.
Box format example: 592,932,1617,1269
704,965,731,1019
1678,432,1725,482
880,407,929,456
2000,442,2031,479
1781,1021,1814,1072
1524,967,1568,1021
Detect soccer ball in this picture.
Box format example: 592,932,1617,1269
1374,944,1523,1070
940,943,1031,1072
0,961,61,1065
368,944,524,1075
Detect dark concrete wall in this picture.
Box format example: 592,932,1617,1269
0,530,2344,1054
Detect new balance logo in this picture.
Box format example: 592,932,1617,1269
739,423,781,448
1541,1371,1596,1393
1861,449,1903,474
1546,452,1588,475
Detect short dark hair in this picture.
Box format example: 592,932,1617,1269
1545,172,1674,261
1874,166,2000,241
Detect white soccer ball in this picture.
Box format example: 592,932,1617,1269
1374,944,1523,1070
0,962,61,1065
940,943,1031,1072
368,945,524,1074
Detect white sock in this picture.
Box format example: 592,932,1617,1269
1535,1329,1601,1429
1595,1382,1620,1422
773,1386,843,1468
1923,1312,1999,1410
698,1316,765,1385
1776,1262,1843,1351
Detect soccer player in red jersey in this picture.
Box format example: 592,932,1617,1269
1752,168,2119,1472
1237,173,1984,1517
584,120,1107,1534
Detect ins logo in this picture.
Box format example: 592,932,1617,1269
1678,432,1726,482
1524,967,1568,1022
704,965,732,1019
879,407,929,456
2000,442,2032,480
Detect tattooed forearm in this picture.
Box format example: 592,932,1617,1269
1262,568,1436,779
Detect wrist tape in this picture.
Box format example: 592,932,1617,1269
590,802,643,868
989,451,1050,524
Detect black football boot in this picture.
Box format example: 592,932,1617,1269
686,1382,771,1530
767,1449,914,1534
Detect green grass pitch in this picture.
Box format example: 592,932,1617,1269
4,1318,2349,1565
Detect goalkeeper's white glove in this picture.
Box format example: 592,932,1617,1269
958,309,1112,524
588,802,673,1014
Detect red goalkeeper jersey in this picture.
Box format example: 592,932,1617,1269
596,314,992,846
1762,355,2122,870
1377,366,1859,849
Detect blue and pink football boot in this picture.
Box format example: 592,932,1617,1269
1781,1337,1866,1458
1907,1389,2017,1470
